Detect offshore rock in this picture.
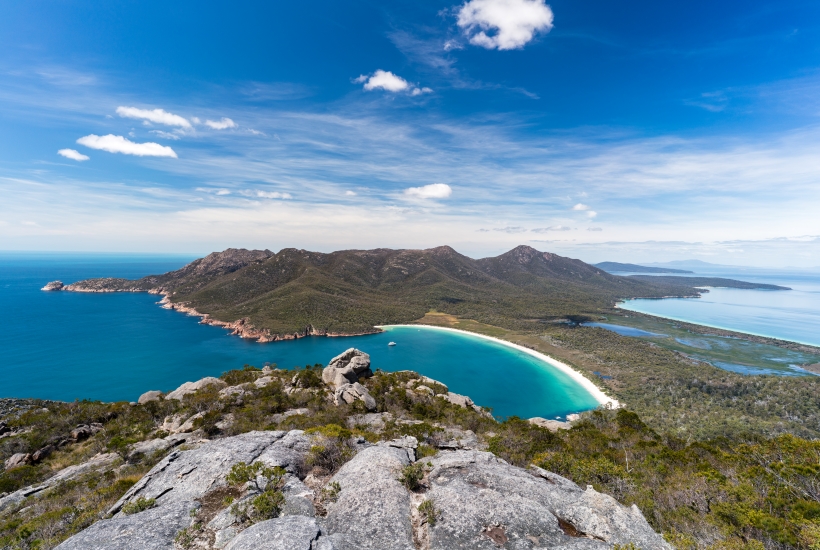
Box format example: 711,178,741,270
41,280,64,291
322,348,373,389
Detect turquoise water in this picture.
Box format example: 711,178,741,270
619,268,820,347
0,253,600,419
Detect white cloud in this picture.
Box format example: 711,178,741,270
76,134,178,158
204,117,237,130
216,189,231,196
345,190,357,196
411,87,434,96
532,225,571,232
457,0,554,50
587,211,598,218
57,148,89,161
359,70,411,92
443,40,464,51
588,227,603,231
572,203,589,210
403,183,453,199
253,190,292,199
116,106,191,129
494,226,527,233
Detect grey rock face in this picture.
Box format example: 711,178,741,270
333,382,376,411
223,515,321,550
56,430,669,550
528,417,571,431
138,390,163,404
0,453,119,513
4,452,30,470
322,348,373,389
425,450,670,550
166,377,227,400
57,431,309,549
324,443,416,550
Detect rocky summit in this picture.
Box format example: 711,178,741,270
56,429,668,550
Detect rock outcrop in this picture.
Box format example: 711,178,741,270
41,280,64,291
1,453,119,512
138,390,163,404
55,429,670,550
165,377,227,400
322,349,374,389
322,349,377,411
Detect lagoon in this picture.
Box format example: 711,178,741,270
0,253,600,419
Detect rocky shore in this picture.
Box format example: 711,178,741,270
41,280,381,343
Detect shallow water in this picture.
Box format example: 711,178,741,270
0,253,600,419
618,267,820,347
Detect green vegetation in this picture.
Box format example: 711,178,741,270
417,312,820,441
397,462,426,492
1,365,819,549
418,498,441,526
120,496,156,515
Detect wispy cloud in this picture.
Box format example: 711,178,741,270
57,148,89,161
76,134,178,158
572,203,590,211
403,183,452,199
456,0,554,50
116,106,192,129
532,226,571,232
204,117,237,130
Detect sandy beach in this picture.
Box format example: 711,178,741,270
378,324,620,409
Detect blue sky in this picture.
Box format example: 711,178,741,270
1,0,819,266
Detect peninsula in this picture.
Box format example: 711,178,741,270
54,245,752,342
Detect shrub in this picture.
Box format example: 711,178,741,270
121,496,156,515
419,499,441,526
293,365,324,388
321,481,342,503
397,463,425,491
306,424,355,474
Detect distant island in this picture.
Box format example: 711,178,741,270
594,261,693,274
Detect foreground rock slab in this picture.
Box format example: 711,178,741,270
55,430,670,550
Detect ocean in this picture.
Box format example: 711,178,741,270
618,266,820,348
0,252,599,419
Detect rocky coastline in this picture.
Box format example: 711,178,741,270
42,281,382,343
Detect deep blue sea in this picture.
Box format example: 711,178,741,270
0,253,599,419
618,266,820,347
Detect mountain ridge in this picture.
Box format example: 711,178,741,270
62,245,704,338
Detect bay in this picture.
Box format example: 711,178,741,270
0,252,600,419
618,266,820,347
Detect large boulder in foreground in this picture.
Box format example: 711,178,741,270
322,348,373,389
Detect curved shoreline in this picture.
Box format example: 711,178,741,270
378,324,620,410
617,300,820,349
